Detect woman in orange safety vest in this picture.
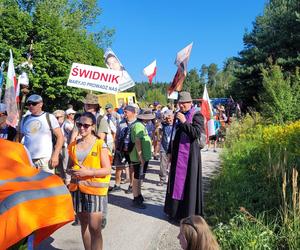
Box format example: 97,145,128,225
68,112,111,250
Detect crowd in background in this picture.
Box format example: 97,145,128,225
0,92,245,249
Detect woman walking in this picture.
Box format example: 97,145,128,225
68,112,111,250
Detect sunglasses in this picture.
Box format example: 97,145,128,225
27,102,39,106
76,122,93,129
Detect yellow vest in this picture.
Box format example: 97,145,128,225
68,139,111,196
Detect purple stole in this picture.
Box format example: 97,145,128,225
172,107,195,200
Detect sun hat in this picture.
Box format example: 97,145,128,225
65,108,76,115
137,108,155,120
82,93,99,105
27,94,43,103
105,103,113,109
178,91,192,103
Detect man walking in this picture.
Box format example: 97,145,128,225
20,94,64,173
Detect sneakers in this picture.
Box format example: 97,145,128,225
109,185,122,193
125,185,133,194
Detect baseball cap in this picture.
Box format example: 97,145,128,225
66,108,76,115
124,104,136,113
105,103,113,109
27,94,43,103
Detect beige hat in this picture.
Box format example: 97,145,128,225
83,93,99,105
178,91,192,103
137,108,155,120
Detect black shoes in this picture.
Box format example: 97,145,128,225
133,195,146,209
125,185,133,194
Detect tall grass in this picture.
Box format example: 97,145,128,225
206,115,300,248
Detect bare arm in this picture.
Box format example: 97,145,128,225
50,127,64,167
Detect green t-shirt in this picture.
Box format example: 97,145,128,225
129,122,152,162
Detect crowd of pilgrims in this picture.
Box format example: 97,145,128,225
0,92,240,249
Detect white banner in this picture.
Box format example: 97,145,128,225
67,63,122,94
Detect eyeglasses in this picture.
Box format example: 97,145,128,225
27,102,39,106
76,122,93,129
55,116,64,119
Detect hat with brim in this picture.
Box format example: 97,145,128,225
137,109,155,120
83,93,99,105
178,91,192,103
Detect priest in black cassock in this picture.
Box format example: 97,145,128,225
164,91,205,220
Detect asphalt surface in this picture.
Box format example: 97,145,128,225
37,148,221,250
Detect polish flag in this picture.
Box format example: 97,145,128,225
201,85,215,139
143,60,156,85
4,49,19,127
168,42,193,95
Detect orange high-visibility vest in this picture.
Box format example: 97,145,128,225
0,139,74,250
68,139,111,196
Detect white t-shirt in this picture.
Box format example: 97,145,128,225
21,112,60,159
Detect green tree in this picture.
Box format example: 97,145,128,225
0,0,114,111
234,0,300,109
182,68,203,98
260,65,300,123
207,63,218,86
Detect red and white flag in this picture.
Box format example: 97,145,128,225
143,60,156,85
4,49,19,128
168,42,193,95
201,85,215,139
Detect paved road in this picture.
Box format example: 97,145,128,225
38,149,221,250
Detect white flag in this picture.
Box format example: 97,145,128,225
143,60,156,85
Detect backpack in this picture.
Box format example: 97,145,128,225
118,120,138,153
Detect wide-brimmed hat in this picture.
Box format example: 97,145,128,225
83,93,99,105
137,108,155,120
178,91,192,103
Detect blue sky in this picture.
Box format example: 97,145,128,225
95,0,267,83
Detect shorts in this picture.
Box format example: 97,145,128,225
132,161,149,179
113,151,131,168
32,157,54,174
209,135,218,141
72,190,108,228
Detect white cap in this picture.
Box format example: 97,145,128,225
66,108,76,115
